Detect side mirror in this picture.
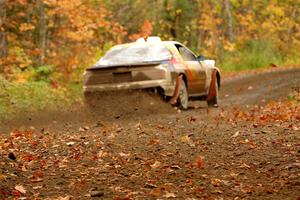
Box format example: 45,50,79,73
196,55,205,62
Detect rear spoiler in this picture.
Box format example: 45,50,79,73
87,60,169,70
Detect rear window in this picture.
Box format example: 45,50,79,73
96,44,172,66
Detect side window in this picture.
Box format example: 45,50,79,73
175,44,196,61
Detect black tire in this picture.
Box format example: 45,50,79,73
207,78,219,107
178,79,189,110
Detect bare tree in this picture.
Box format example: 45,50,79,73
287,7,297,48
0,0,8,59
224,0,234,42
38,0,47,65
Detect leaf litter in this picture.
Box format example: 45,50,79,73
0,79,299,199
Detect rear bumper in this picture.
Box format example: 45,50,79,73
84,79,173,94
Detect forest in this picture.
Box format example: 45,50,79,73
1,0,300,79
0,0,300,113
1,1,300,199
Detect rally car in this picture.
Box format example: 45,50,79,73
83,37,220,109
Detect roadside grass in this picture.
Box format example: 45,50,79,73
220,40,287,71
0,77,82,118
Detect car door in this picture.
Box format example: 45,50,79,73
175,44,207,95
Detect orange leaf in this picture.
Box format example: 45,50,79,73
23,154,35,162
11,190,21,197
196,156,203,169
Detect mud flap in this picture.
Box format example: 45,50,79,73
169,74,183,105
207,69,217,102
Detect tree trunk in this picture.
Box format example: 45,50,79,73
224,0,234,42
197,0,202,51
38,0,47,65
287,8,297,49
0,0,8,59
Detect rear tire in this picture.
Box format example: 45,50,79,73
178,79,189,110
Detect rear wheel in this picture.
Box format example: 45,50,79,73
178,79,189,110
169,75,189,110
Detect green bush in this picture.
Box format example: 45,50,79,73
34,65,54,82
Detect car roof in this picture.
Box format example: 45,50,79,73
111,40,183,49
108,39,198,60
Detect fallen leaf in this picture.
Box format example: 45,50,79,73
160,184,173,192
241,185,253,194
151,161,161,169
149,188,161,197
15,185,26,194
163,192,176,198
22,154,35,162
171,165,181,169
145,183,158,188
231,131,239,138
196,156,203,169
66,141,75,146
33,185,43,190
181,135,190,143
181,135,195,147
189,116,197,122
150,138,160,145
58,196,73,200
79,126,89,132
10,130,22,138
211,179,221,187
135,122,142,130
0,174,6,181
119,152,130,158
114,197,131,200
98,150,108,158
11,190,21,197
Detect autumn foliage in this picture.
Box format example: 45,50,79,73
0,0,126,81
0,0,300,82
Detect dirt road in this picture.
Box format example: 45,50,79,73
0,68,299,199
220,68,300,106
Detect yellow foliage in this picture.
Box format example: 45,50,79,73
19,23,35,32
129,20,153,41
2,0,300,80
223,41,236,52
267,4,285,17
